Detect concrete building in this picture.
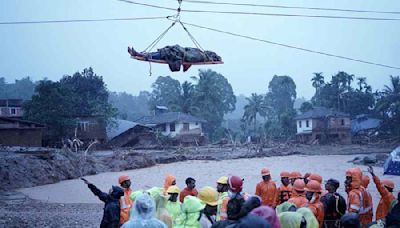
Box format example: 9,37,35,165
295,107,351,144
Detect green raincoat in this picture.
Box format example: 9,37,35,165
166,201,182,224
276,202,297,215
175,196,206,228
279,212,303,228
297,207,319,228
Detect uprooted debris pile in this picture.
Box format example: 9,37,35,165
348,153,389,166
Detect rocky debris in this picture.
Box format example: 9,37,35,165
349,153,389,166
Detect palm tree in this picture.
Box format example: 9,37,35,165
357,77,366,91
311,72,324,95
242,93,267,135
376,76,400,118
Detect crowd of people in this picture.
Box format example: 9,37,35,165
82,166,399,228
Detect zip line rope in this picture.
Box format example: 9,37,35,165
178,20,400,70
180,0,400,15
116,0,400,21
0,16,167,25
1,1,398,70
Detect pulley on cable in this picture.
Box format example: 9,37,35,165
127,0,223,74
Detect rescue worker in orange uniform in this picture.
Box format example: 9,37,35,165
361,175,373,226
163,174,176,195
288,179,309,208
308,173,328,196
277,171,292,205
255,168,278,208
289,171,302,186
216,176,229,221
345,167,371,227
309,173,323,184
368,166,396,220
118,175,133,225
305,180,325,228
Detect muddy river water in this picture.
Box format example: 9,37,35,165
19,155,400,209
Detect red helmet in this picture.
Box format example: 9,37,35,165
228,175,243,193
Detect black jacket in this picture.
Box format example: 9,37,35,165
88,184,124,228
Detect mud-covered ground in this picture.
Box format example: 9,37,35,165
0,144,397,227
1,153,400,228
0,197,102,228
0,144,394,191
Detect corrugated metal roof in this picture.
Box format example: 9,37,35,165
106,119,143,139
136,112,206,125
295,106,349,120
351,116,381,133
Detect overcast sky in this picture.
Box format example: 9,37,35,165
1,0,399,99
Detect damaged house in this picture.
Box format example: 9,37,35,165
0,117,45,147
295,107,351,144
136,107,206,145
0,99,24,118
106,119,156,147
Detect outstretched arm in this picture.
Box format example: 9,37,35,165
82,178,109,203
368,166,389,197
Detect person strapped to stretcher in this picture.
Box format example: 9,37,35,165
128,44,222,72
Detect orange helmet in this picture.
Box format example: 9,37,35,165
118,175,130,184
306,180,322,193
309,173,323,184
382,179,395,189
293,179,306,192
280,171,290,178
290,171,302,179
261,168,271,176
361,175,370,188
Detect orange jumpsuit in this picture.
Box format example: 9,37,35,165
120,188,133,225
346,168,372,228
308,200,324,228
277,184,292,205
288,191,308,208
255,180,278,207
373,175,395,220
360,176,373,227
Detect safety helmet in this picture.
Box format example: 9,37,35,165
290,171,302,179
198,186,219,206
167,185,180,194
361,175,370,188
280,171,290,178
382,179,395,189
228,175,244,193
217,176,228,185
261,168,271,176
305,180,322,193
309,173,323,184
118,175,130,184
345,168,362,189
293,179,306,192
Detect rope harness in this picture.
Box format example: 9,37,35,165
139,0,212,75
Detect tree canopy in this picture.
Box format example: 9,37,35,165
24,67,116,139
